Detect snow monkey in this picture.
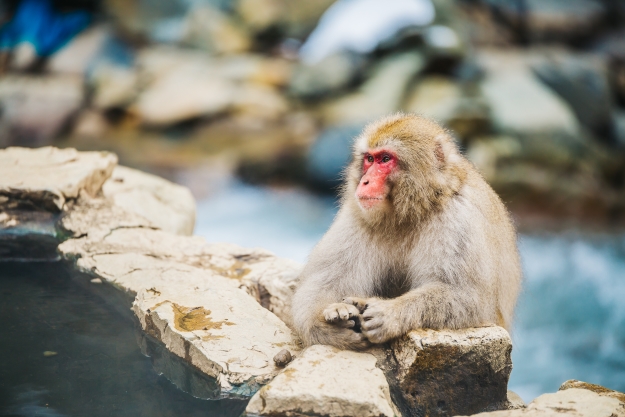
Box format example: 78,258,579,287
292,113,521,350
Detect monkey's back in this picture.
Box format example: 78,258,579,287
461,165,521,330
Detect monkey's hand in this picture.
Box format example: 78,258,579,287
361,298,403,344
341,297,368,313
323,303,360,327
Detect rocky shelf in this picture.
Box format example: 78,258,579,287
1,146,623,417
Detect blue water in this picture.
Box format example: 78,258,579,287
195,181,625,402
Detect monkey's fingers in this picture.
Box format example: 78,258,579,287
362,328,387,344
342,297,369,313
323,303,360,323
361,317,383,331
336,319,356,329
362,309,377,321
323,308,339,322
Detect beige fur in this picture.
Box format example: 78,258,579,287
292,113,522,350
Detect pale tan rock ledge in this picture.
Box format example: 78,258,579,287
463,381,625,417
246,327,515,417
0,147,116,212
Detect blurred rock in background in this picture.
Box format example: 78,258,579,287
1,0,624,228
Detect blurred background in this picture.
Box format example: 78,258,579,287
0,0,624,403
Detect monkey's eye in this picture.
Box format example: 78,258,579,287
381,155,391,163
366,155,374,163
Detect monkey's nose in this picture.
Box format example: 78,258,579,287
363,180,369,186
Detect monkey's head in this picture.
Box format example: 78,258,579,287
345,113,467,227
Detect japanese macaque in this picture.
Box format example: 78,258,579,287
292,113,521,350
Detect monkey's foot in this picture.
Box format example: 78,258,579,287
323,303,360,325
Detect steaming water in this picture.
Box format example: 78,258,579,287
195,181,625,403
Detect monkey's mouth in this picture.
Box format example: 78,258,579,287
357,196,385,209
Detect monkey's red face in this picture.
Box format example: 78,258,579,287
356,149,398,210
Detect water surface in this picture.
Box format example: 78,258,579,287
0,262,247,417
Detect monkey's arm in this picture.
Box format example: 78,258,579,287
358,282,485,344
292,275,369,350
291,209,378,350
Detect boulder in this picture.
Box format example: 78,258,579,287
90,63,138,109
134,56,237,125
0,75,84,146
391,326,512,416
478,51,580,140
614,111,625,148
299,0,434,63
464,385,625,417
484,0,607,43
133,49,291,126
232,84,289,122
289,52,365,100
403,76,490,139
103,0,187,41
211,55,292,87
0,147,117,212
182,5,251,54
531,52,615,142
594,30,625,106
245,344,399,417
321,52,425,125
236,0,335,37
506,391,526,410
235,0,283,33
306,124,365,191
465,136,523,181
102,166,196,236
559,380,625,403
46,25,109,75
72,109,110,138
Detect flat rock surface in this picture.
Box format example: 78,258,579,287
59,226,300,325
466,387,625,417
103,166,196,235
392,326,512,416
132,263,299,396
559,380,625,403
0,147,117,211
246,344,399,417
